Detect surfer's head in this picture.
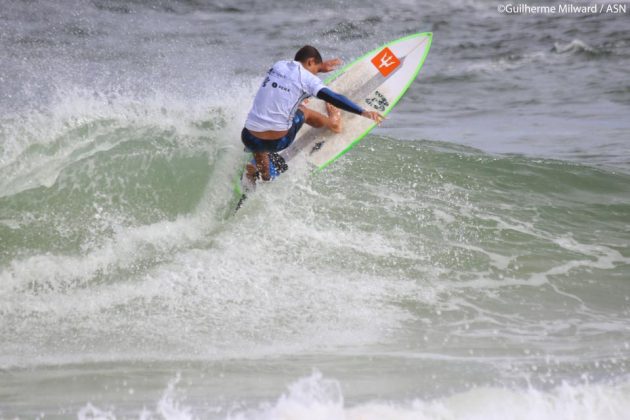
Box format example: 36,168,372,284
295,45,322,74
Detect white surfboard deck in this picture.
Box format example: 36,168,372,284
237,32,432,196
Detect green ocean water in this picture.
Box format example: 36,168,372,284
2,109,629,360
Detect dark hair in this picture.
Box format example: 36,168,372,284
294,45,322,64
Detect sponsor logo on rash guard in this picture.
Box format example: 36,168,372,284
271,81,290,92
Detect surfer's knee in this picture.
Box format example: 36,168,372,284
298,105,311,120
300,107,326,129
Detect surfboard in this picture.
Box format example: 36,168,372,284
235,32,432,204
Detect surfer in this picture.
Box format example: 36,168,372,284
242,45,384,182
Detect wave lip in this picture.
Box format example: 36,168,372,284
552,39,602,55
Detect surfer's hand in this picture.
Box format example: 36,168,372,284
320,58,342,73
362,110,385,124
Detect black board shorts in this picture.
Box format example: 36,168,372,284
241,110,305,153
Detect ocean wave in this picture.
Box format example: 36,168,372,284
552,39,605,56
73,372,630,420
2,136,629,370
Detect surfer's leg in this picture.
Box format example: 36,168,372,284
299,105,342,133
245,162,257,183
253,152,271,181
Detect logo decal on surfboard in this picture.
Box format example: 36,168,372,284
365,91,389,111
371,47,400,76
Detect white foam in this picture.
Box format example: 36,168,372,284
74,372,630,420
77,403,116,420
0,174,419,367
78,374,193,420
231,373,630,420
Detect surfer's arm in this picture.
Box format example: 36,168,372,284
317,88,363,114
319,58,342,73
317,88,384,123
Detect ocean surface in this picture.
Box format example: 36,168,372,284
1,0,630,418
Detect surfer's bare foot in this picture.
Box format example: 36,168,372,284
325,103,342,133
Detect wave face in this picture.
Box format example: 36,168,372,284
1,0,629,418
2,104,629,417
